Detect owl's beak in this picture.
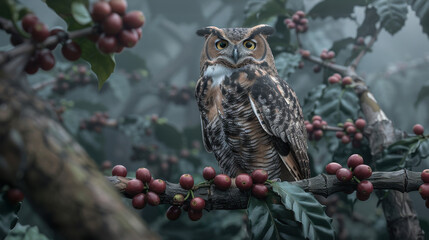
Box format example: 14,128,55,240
232,46,239,63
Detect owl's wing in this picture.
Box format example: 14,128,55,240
195,76,213,153
248,74,310,179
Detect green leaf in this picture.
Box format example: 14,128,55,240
308,0,369,19
329,37,355,56
313,84,360,124
154,122,183,150
244,0,288,27
247,193,305,240
414,85,429,107
357,7,380,37
272,182,335,240
407,0,429,39
45,0,115,88
303,84,327,121
5,223,49,240
275,52,301,80
0,196,20,239
71,2,92,25
373,0,408,35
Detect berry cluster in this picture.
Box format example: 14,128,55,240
158,84,193,105
130,144,180,175
91,0,144,54
112,165,165,208
320,49,336,61
326,154,373,201
304,115,328,141
52,66,94,94
327,73,353,86
419,169,429,208
413,124,424,136
18,14,82,74
336,118,366,148
79,112,113,132
284,11,308,33
166,167,270,221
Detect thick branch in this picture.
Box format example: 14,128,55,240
0,58,158,239
107,169,423,210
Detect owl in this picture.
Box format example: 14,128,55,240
195,24,310,181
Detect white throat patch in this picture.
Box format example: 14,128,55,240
203,65,234,87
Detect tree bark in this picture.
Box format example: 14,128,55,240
0,58,158,240
107,169,424,210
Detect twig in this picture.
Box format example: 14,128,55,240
350,26,383,70
107,169,423,210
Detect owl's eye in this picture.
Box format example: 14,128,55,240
243,40,256,50
215,40,228,50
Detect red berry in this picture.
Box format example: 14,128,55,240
173,194,185,205
251,184,268,199
313,65,321,73
21,14,38,33
300,49,310,58
284,18,291,25
179,174,194,190
313,129,323,140
136,168,151,183
102,13,123,35
235,173,253,191
312,115,322,121
132,193,146,209
287,22,295,29
419,183,429,199
328,76,340,84
24,58,39,74
97,35,118,54
190,197,205,211
112,164,127,177
312,120,322,129
123,11,145,29
333,73,342,79
6,188,24,204
101,160,112,169
188,209,202,221
38,50,55,71
327,51,335,59
31,22,50,42
300,18,308,25
251,169,268,184
355,119,366,130
353,164,372,180
356,190,370,201
292,14,300,23
213,174,231,190
354,132,363,141
357,180,373,195
342,76,353,85
336,131,344,139
296,10,305,18
109,0,127,15
341,135,351,144
413,124,424,135
149,179,166,194
203,166,216,180
305,123,313,133
343,122,354,129
346,126,356,134
119,29,138,48
336,168,353,182
357,37,365,45
91,1,112,22
62,41,82,61
326,162,342,175
166,206,181,220
146,191,160,206
422,169,429,183
125,179,144,195
347,154,364,169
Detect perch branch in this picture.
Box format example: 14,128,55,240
107,169,424,210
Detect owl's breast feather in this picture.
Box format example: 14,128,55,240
203,64,234,87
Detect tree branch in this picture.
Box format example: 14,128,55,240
107,169,424,210
350,26,383,71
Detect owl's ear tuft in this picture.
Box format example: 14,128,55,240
196,26,222,39
251,25,275,38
